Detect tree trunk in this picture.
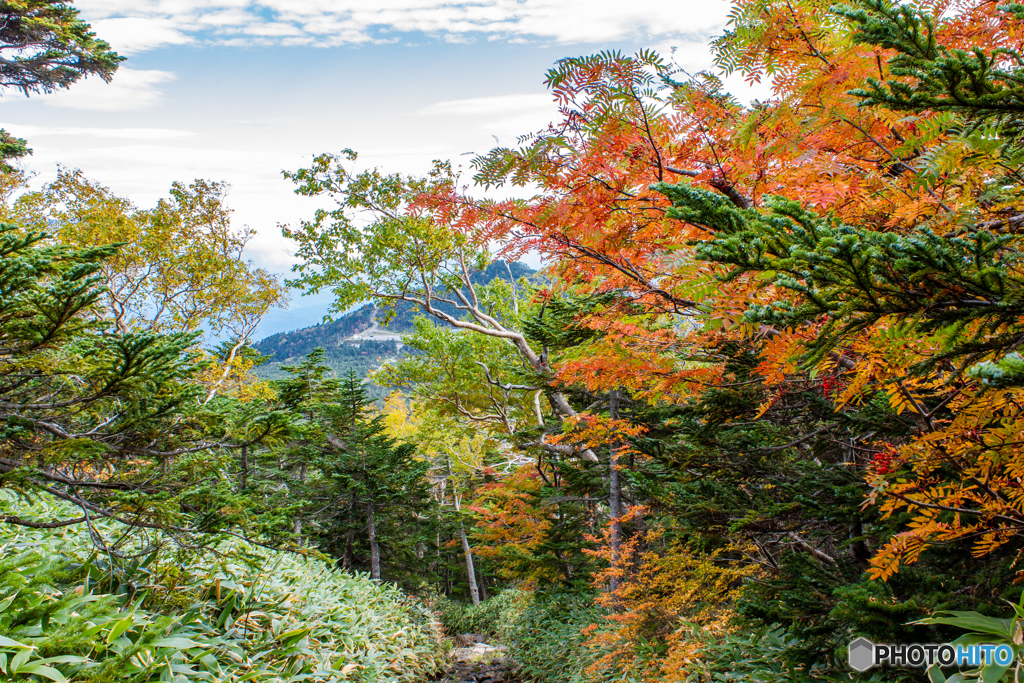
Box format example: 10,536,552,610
343,529,356,570
239,444,248,491
608,389,624,594
478,571,489,601
367,501,381,581
445,453,480,604
459,521,481,607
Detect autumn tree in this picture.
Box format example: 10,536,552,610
6,169,287,407
282,152,598,463
378,393,518,603
19,170,286,340
671,0,1024,581
351,0,1024,677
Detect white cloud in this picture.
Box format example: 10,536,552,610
16,68,177,112
89,17,193,54
0,123,194,140
419,93,560,140
419,93,553,116
73,0,729,51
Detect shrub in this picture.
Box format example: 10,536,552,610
496,592,605,683
437,589,606,683
0,491,446,682
434,589,524,638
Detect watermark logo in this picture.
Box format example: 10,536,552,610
849,638,874,672
848,638,1014,671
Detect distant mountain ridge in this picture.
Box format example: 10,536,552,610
252,261,535,379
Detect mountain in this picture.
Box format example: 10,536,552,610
252,261,535,381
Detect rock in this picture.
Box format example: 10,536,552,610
450,643,506,664
454,632,487,646
436,639,518,682
436,660,519,683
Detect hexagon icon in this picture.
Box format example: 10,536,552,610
848,638,875,672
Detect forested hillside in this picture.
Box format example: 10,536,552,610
5,1,1024,682
256,305,378,361
252,261,535,380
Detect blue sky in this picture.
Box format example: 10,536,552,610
0,0,767,336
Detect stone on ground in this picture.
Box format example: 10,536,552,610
437,635,516,682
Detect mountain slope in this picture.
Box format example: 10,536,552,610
253,261,535,380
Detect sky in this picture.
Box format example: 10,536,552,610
0,0,768,337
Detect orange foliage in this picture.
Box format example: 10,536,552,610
465,466,558,586
431,0,1024,581
583,510,755,682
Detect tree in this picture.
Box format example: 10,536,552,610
282,153,599,462
346,0,1024,677
0,178,287,549
7,169,287,406
0,0,123,166
0,225,216,538
663,0,1024,581
375,316,541,443
0,0,121,95
379,394,509,604
267,358,435,580
274,347,341,535
17,169,287,340
457,0,1024,576
313,370,433,581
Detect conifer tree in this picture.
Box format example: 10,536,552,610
0,226,210,531
0,1,123,167
272,363,434,580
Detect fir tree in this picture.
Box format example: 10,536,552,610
314,370,433,581
0,1,123,168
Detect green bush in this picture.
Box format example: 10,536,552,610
0,491,446,682
437,589,606,683
434,590,524,638
495,592,605,683
679,627,869,683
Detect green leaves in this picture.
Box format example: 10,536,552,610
0,221,274,538
0,0,123,96
0,490,447,683
917,612,1015,640
842,0,1024,125
915,607,1024,683
659,181,1024,371
838,0,1024,176
282,152,492,321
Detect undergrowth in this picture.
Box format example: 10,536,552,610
436,590,605,683
0,491,446,682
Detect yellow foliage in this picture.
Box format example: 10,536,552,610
584,514,755,683
197,352,276,403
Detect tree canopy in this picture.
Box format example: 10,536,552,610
0,0,123,168
7,0,1024,682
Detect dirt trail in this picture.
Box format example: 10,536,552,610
432,638,519,683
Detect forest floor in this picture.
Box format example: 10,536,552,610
434,639,519,683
